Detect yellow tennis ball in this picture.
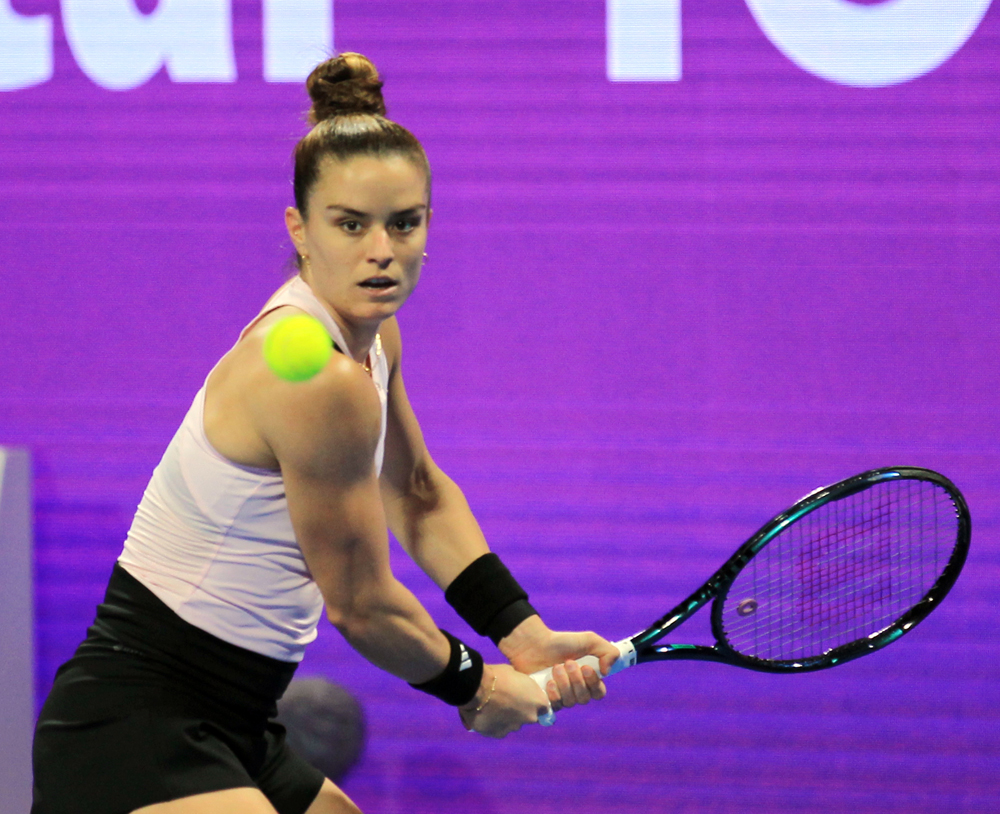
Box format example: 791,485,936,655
263,314,333,382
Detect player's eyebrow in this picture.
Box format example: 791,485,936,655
391,205,428,215
326,205,369,217
326,204,427,217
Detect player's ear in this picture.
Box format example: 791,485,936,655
285,206,306,255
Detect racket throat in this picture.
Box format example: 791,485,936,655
643,643,732,664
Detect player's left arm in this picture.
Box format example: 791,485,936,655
377,316,491,588
378,318,618,709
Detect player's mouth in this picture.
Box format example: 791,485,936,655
358,276,399,293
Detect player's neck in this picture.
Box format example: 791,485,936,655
298,273,382,364
331,316,381,366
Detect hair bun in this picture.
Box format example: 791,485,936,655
306,53,386,125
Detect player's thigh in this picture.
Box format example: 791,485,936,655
304,779,363,814
131,786,279,813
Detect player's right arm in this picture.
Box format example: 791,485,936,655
247,342,548,735
259,350,448,680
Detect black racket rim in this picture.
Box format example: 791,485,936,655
631,467,971,673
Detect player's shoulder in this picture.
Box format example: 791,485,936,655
239,309,382,456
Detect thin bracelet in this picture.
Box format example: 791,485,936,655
475,673,499,712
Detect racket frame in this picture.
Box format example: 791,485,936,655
626,466,970,673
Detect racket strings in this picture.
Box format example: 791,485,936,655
771,486,949,654
720,480,958,663
755,485,950,657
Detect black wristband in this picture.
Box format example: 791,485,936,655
409,630,484,707
484,598,539,646
445,553,538,644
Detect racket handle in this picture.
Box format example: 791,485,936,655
531,638,636,726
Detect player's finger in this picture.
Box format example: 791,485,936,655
551,663,572,705
550,662,578,708
599,651,620,676
563,660,593,706
545,679,564,711
581,665,607,700
577,631,622,675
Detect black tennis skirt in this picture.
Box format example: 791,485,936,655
32,563,326,814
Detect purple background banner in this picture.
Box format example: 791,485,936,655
2,1,998,811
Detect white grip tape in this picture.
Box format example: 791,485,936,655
531,638,636,726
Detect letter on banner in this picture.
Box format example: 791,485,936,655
0,0,52,90
62,0,236,90
745,0,994,87
607,0,681,81
264,0,333,81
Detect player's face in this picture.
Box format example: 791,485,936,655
286,153,429,331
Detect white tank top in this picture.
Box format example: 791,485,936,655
118,276,389,662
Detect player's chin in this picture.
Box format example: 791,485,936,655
357,285,412,312
353,296,406,323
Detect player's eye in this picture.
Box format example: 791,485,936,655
393,217,420,233
340,220,363,234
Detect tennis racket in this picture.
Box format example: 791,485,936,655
532,466,970,725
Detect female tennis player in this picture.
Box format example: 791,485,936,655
31,53,619,814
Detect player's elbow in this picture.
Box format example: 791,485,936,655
320,558,401,642
398,459,452,513
324,591,382,641
326,600,363,635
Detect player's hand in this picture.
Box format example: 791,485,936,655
498,616,618,711
458,664,551,739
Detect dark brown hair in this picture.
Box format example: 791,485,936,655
293,53,431,221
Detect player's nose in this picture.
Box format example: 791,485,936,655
367,225,394,269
